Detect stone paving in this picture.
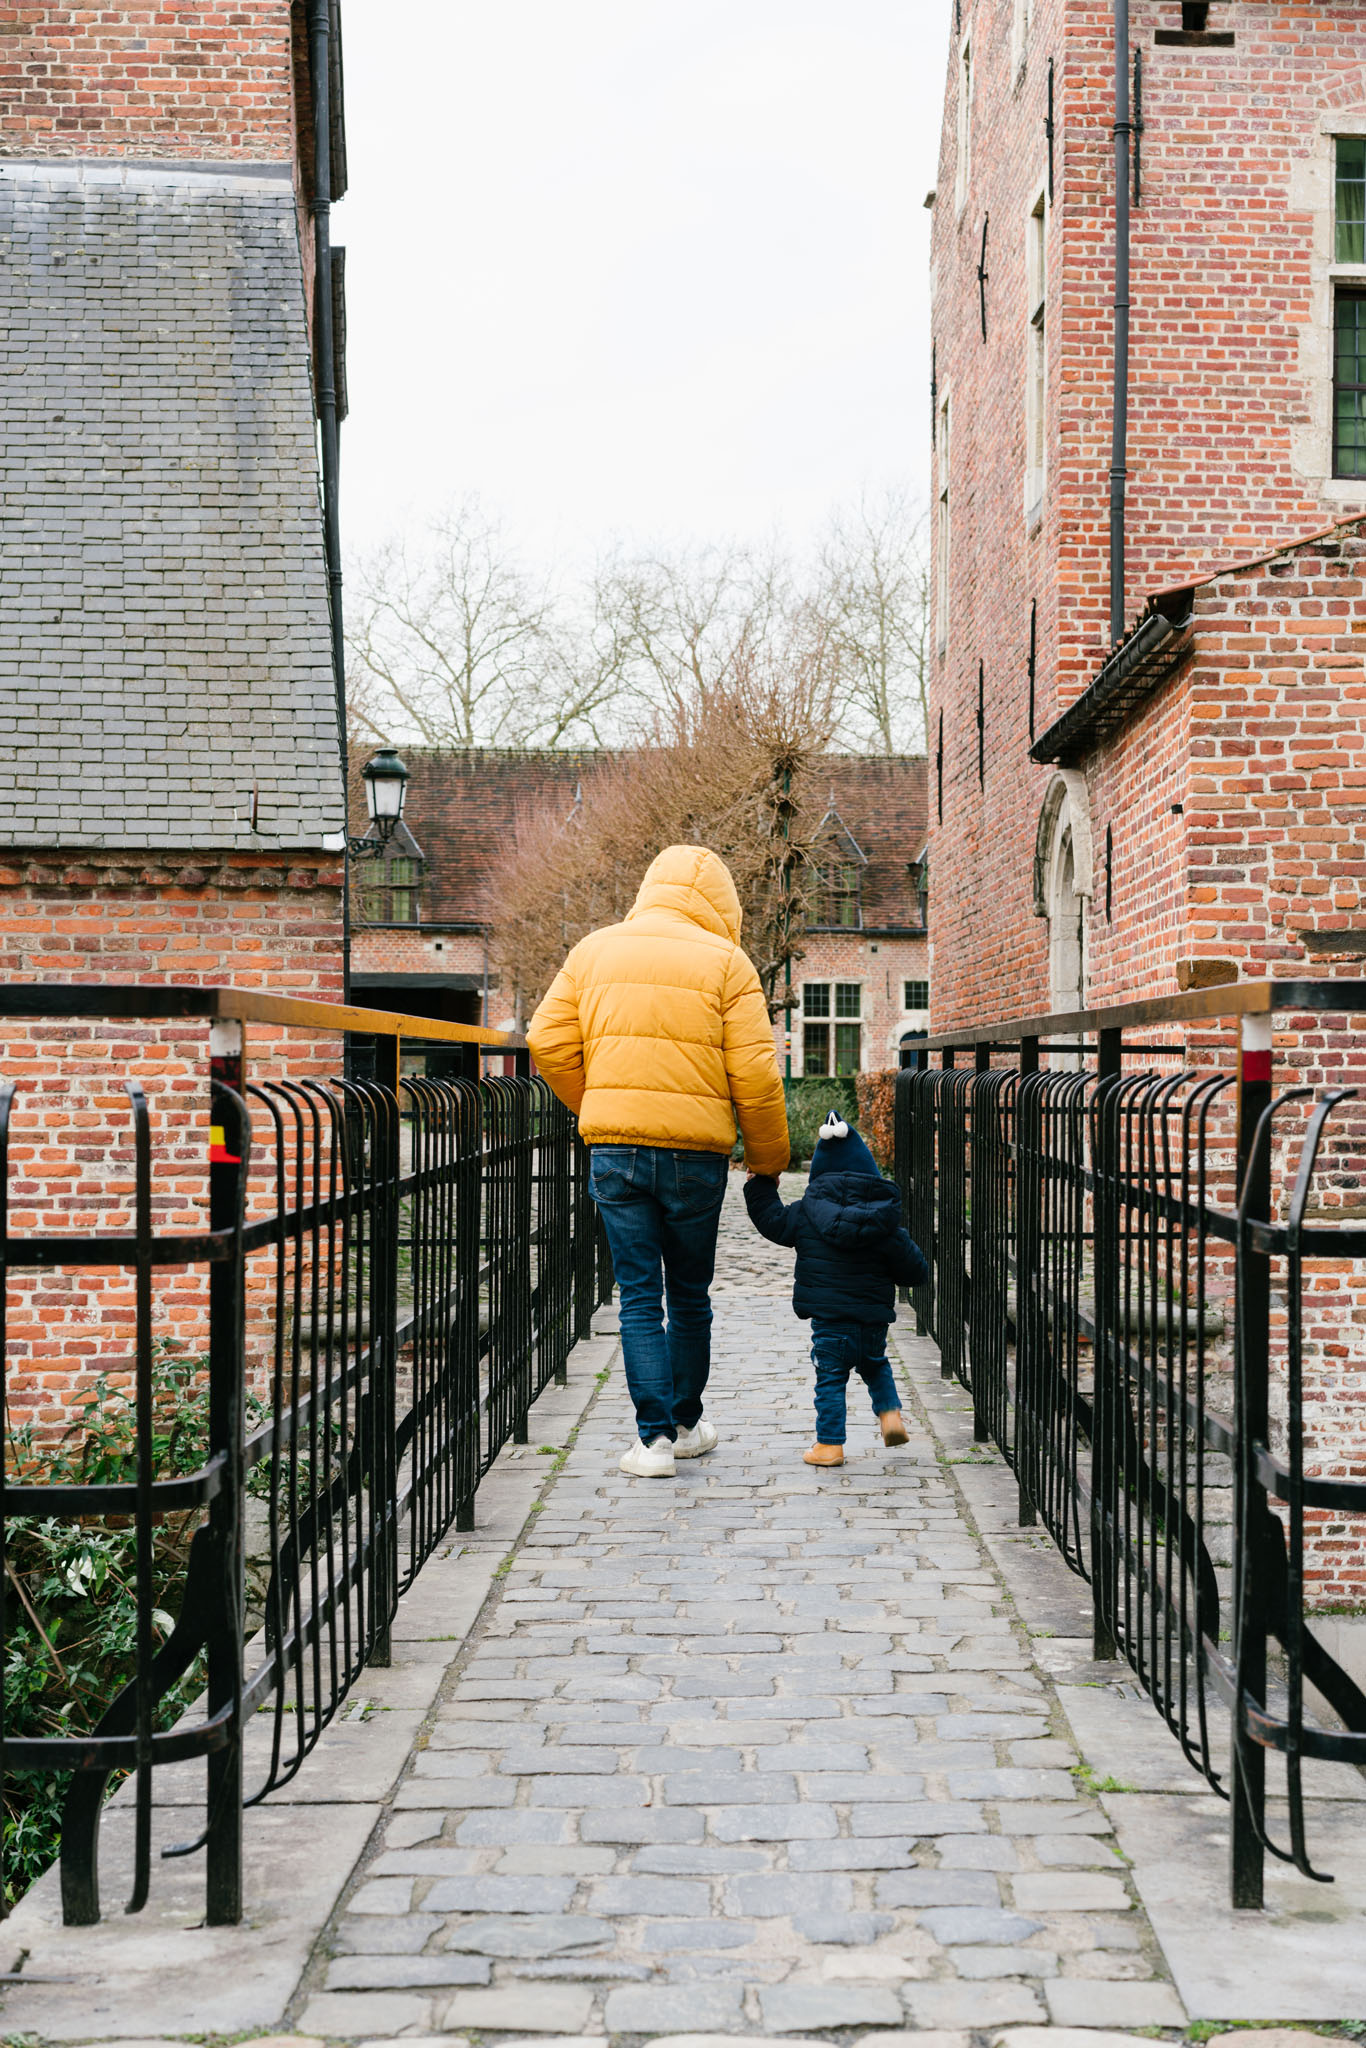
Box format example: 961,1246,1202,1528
296,1174,1185,2039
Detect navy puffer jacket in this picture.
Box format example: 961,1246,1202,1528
743,1117,929,1326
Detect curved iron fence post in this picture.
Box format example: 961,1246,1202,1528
891,985,1366,1907
205,1026,249,1924
0,995,606,1928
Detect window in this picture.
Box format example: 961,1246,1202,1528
1331,139,1366,478
1011,0,1030,79
904,979,930,1011
1334,293,1366,477
834,1024,862,1076
1155,3,1234,45
936,395,951,652
955,40,973,209
1338,136,1366,263
1025,188,1047,515
360,853,422,925
815,861,862,928
801,982,861,1075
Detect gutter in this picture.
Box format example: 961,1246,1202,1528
1030,594,1194,767
308,0,348,988
1110,0,1132,643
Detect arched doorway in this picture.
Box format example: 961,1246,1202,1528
1034,771,1093,1014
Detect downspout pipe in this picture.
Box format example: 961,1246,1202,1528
1110,0,1131,646
307,0,350,991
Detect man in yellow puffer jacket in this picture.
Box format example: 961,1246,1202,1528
528,845,789,1478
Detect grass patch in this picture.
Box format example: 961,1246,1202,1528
1073,1761,1138,1796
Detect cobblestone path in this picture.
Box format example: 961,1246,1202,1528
302,1175,1183,2039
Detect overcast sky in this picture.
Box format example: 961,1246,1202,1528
335,2,950,572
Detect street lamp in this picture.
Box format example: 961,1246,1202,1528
350,747,411,858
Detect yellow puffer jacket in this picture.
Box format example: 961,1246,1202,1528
527,845,790,1176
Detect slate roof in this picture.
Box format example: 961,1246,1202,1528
354,749,604,928
810,755,928,931
352,748,928,932
0,159,345,851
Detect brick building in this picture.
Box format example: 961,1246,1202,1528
350,750,930,1074
929,2,1366,1606
929,0,1366,1024
0,5,348,1426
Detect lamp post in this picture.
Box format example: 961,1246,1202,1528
350,747,411,858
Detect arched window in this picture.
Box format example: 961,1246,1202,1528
1033,772,1093,1014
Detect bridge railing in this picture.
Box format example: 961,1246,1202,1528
0,988,610,1925
894,980,1366,1910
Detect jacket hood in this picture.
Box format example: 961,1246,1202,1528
628,845,743,942
803,1169,904,1247
809,1120,881,1182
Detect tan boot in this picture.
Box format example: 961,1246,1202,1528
879,1410,909,1447
803,1442,845,1467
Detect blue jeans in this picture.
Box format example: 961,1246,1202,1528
810,1318,900,1445
589,1145,730,1444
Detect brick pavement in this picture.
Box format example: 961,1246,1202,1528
298,1173,1185,2040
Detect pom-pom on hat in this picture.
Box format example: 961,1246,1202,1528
809,1107,881,1181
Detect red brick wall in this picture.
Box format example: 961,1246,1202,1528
0,2,301,162
0,854,343,1435
930,0,1066,1029
929,0,1366,1032
1074,524,1366,1006
929,4,1366,1602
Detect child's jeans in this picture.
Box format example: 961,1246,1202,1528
809,1318,900,1444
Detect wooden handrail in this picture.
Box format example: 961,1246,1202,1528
0,982,516,1048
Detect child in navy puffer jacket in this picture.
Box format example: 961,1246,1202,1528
743,1110,929,1467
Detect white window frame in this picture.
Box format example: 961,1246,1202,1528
1011,0,1031,82
955,39,973,212
902,978,930,1013
801,982,830,1078
832,980,863,1022
1294,115,1366,497
1024,180,1048,523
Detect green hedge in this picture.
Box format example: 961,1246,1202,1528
782,1076,859,1167
730,1078,860,1167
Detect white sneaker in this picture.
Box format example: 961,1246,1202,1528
620,1435,676,1478
674,1418,718,1458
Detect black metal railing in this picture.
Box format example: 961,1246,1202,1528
0,989,611,1925
894,981,1366,1910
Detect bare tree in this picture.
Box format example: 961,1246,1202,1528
591,540,795,722
346,498,621,749
488,644,838,1025
346,494,929,759
816,489,931,755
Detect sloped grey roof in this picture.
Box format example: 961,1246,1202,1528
0,159,346,850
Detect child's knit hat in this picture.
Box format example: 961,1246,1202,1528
808,1109,881,1181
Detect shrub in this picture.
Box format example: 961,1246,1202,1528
2,1351,215,1908
780,1077,859,1166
